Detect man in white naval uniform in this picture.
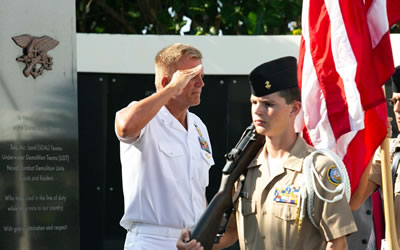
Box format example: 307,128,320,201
115,43,214,249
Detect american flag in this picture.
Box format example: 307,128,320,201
297,0,400,194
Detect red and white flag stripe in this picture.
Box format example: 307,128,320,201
298,0,398,193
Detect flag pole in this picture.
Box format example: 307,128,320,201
380,137,399,250
381,86,399,250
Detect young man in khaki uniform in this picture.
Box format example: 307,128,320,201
353,65,400,246
177,56,357,250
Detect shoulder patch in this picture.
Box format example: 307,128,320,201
327,165,342,186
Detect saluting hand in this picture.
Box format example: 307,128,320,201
167,64,203,96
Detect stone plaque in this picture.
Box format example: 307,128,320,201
0,1,79,250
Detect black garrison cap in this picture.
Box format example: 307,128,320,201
392,66,400,93
249,56,298,97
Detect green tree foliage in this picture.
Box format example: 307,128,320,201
76,0,302,35
76,0,399,35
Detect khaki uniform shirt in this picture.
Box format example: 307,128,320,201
369,135,400,243
235,136,357,250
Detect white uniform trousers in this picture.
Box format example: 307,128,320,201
124,223,182,250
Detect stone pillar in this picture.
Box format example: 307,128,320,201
0,1,79,250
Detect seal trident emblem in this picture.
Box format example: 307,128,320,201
12,34,59,79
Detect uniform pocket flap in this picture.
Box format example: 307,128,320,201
241,199,257,216
158,141,184,157
272,203,297,221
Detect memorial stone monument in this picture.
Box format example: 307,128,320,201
0,1,79,249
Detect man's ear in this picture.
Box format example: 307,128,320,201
161,76,170,88
290,101,302,116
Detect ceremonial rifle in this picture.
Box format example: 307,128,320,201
190,123,265,250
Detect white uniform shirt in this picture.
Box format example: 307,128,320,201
116,104,214,230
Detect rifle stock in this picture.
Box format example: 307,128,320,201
190,124,265,250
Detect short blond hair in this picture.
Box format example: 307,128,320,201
154,43,202,91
